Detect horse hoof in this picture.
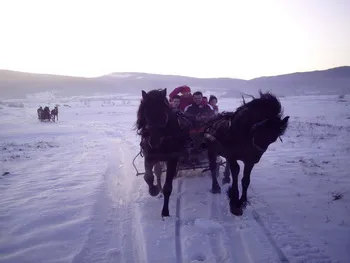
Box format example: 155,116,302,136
149,186,160,197
161,210,170,218
230,206,243,216
211,187,221,194
222,177,230,184
240,201,248,210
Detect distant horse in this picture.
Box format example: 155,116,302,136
135,89,192,217
51,106,58,122
204,91,290,216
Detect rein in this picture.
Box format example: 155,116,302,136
252,136,267,153
142,110,191,149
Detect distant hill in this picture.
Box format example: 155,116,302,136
247,66,350,97
0,66,349,99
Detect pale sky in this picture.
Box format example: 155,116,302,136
0,0,349,80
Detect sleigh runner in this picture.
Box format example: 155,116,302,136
132,140,228,178
133,111,231,178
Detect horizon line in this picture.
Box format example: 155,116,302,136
0,65,349,81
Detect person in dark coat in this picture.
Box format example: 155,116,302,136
184,91,215,128
184,91,215,156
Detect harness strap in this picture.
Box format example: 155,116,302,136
252,136,267,153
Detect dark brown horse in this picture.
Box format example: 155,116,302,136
204,91,290,216
135,89,192,217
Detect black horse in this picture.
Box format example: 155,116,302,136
204,91,290,216
135,89,191,217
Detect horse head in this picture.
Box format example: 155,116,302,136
137,88,171,148
250,115,289,152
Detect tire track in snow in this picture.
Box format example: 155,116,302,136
163,170,322,263
247,188,335,263
118,137,154,263
207,178,335,263
71,138,136,263
115,139,141,263
177,173,261,263
133,200,150,262
175,179,183,263
209,193,233,263
209,185,256,263
125,134,184,263
177,175,216,262
251,209,289,263
207,174,286,263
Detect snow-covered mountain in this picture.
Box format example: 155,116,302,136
0,66,349,99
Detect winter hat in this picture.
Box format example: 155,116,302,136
180,85,191,93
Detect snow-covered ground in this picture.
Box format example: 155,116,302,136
0,93,349,263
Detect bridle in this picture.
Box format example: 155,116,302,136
145,113,169,130
143,98,171,148
250,118,283,153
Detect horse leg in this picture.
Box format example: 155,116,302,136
239,162,254,209
161,158,178,217
222,159,231,184
227,159,243,216
144,159,160,197
154,162,163,193
208,148,221,194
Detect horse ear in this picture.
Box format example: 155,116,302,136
142,90,147,99
250,123,258,133
281,116,289,125
162,88,167,97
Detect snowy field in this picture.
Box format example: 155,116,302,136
0,93,350,263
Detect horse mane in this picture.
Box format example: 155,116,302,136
135,99,146,135
236,91,284,119
135,89,170,135
206,91,285,133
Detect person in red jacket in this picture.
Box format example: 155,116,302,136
169,85,193,111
